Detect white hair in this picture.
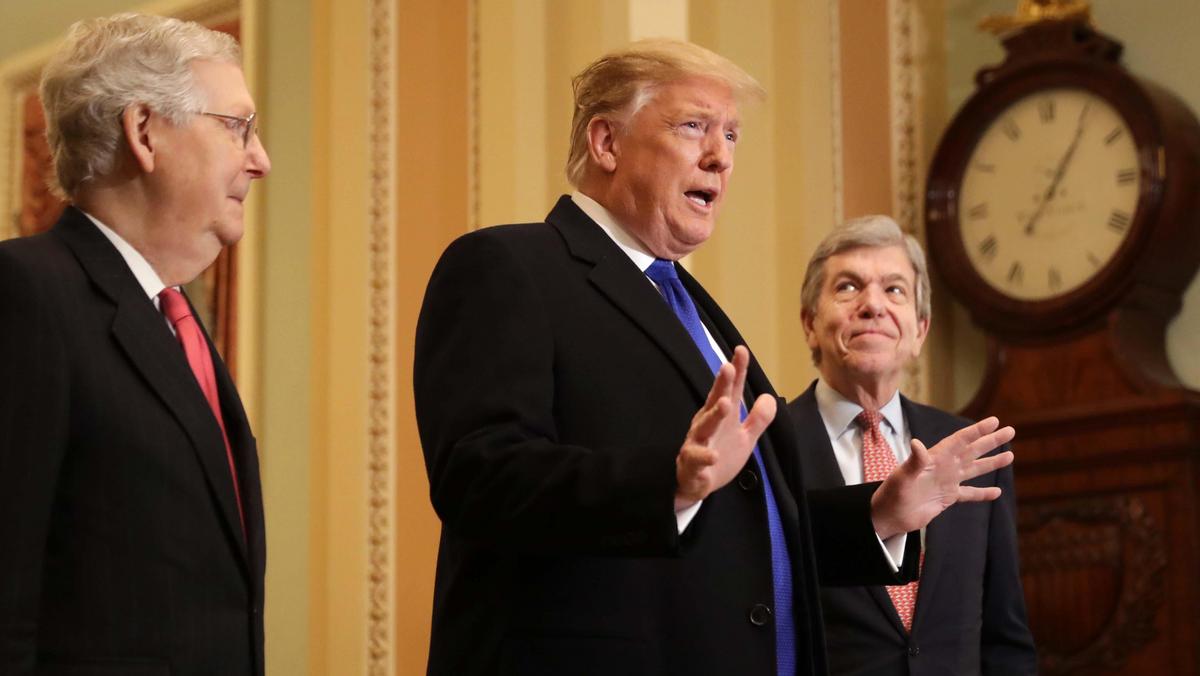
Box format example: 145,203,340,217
39,12,241,199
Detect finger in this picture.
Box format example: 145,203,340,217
899,438,931,476
691,396,734,443
703,361,735,410
741,393,777,440
963,426,1016,460
952,416,1001,445
958,450,1014,482
956,485,1002,503
729,346,750,405
678,443,718,470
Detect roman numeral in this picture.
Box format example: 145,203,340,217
1117,168,1137,185
967,203,989,220
1038,98,1055,123
1008,262,1023,285
1048,267,1062,291
1087,251,1102,268
1002,118,1021,142
1104,127,1124,145
975,162,996,173
979,235,998,261
1108,210,1132,232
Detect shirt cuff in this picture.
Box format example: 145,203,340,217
877,531,908,572
676,500,703,534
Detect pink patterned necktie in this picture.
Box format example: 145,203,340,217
159,288,245,537
856,409,919,632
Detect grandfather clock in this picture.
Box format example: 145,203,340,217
924,1,1200,674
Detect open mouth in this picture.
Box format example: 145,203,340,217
685,189,716,208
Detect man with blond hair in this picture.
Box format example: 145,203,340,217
415,40,1015,676
0,13,270,675
787,215,1036,675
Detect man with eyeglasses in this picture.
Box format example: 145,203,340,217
0,13,270,676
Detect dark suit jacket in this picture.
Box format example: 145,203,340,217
0,207,266,676
788,383,1036,676
414,196,918,676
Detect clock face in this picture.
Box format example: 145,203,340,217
957,87,1141,301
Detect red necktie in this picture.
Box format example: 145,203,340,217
159,288,245,536
856,409,919,632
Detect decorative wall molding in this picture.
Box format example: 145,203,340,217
887,0,928,401
828,0,844,227
467,0,481,232
365,0,397,672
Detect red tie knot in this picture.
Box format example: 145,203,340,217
855,409,883,431
158,287,192,325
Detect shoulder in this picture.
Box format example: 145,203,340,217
901,396,973,433
0,231,79,299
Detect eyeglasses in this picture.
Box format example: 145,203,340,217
199,111,258,148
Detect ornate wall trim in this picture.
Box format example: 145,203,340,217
467,0,481,232
366,0,397,672
887,0,928,401
828,0,844,227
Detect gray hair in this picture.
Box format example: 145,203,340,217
800,215,932,362
565,38,765,187
39,13,241,199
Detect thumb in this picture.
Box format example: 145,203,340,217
901,438,931,476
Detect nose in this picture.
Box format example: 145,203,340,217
858,285,886,317
245,132,272,178
700,130,732,173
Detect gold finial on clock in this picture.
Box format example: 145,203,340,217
978,0,1093,35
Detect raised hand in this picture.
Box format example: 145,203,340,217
675,346,777,511
869,416,1015,539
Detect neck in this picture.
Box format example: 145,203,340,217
821,370,899,412
76,185,188,287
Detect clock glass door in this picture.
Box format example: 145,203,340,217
957,87,1139,301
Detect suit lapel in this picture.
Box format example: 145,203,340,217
789,384,846,490
793,386,909,634
55,209,251,572
547,197,716,402
902,396,946,632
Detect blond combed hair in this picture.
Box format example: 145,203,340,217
39,13,240,199
565,38,765,187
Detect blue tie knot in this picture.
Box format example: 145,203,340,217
645,258,679,285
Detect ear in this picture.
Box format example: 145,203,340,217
585,116,619,174
802,309,819,351
911,315,930,359
122,104,156,173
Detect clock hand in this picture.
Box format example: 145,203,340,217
1024,102,1092,235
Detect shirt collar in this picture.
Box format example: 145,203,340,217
81,209,169,301
571,190,657,273
815,378,904,441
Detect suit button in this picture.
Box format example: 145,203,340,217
908,645,920,657
749,604,772,626
737,469,759,491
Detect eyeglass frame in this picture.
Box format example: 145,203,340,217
198,111,258,148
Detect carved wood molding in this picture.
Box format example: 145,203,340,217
1019,495,1166,675
828,0,844,227
887,0,928,401
467,0,481,232
366,0,397,672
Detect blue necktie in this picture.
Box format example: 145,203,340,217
644,259,795,676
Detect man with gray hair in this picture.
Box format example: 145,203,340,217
416,40,1015,676
0,13,270,675
787,215,1036,675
